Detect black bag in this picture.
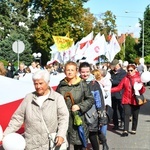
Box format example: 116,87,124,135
128,77,147,106
135,94,147,105
106,105,113,123
85,104,98,126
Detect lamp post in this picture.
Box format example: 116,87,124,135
32,52,42,65
142,19,144,58
125,11,144,58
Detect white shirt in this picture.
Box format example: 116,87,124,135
98,76,112,107
36,92,50,107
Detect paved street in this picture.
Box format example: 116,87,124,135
101,86,150,150
105,86,150,150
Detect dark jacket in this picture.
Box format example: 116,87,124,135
56,77,94,145
110,68,127,99
111,72,146,105
87,81,105,131
6,65,16,78
14,69,26,76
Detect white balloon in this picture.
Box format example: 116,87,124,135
2,133,26,150
0,125,3,141
141,71,150,83
139,58,145,64
123,61,128,67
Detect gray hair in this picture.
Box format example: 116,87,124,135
99,68,107,77
32,70,50,83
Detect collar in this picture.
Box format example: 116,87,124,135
32,87,55,102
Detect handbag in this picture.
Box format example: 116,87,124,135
80,81,108,126
135,94,147,106
85,104,98,125
40,112,68,150
128,77,147,106
106,105,113,123
48,133,68,150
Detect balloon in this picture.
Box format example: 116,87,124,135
123,61,128,67
0,125,3,141
2,133,26,150
139,58,145,64
134,82,143,91
141,71,150,83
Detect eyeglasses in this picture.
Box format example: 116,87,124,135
128,69,133,72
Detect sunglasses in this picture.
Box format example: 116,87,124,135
128,69,133,72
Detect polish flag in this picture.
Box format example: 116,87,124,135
0,74,65,135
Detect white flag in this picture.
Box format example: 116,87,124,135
79,31,93,44
53,51,63,64
50,44,58,53
75,41,91,61
84,34,107,63
94,32,101,41
105,34,121,62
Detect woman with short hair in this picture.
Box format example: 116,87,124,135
56,61,94,150
111,64,146,136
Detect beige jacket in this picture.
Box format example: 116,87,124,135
4,88,69,150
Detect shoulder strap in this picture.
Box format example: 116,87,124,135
40,112,53,150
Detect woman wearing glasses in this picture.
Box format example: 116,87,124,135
111,64,146,137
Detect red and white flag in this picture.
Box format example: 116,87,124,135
79,31,93,48
0,74,65,133
83,34,107,63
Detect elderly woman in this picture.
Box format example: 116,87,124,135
4,70,69,150
56,61,94,150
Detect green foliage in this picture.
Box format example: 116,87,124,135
0,32,33,66
144,55,150,64
115,46,125,61
0,0,122,65
115,35,138,63
139,5,150,57
124,36,138,63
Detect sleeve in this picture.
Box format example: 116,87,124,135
111,77,125,93
56,94,69,139
111,70,126,86
3,95,28,136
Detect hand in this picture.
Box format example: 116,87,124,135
71,105,80,112
134,82,143,91
55,136,64,147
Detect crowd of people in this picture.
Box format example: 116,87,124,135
0,58,147,150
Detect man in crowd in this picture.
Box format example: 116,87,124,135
110,59,127,130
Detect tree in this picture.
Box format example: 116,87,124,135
30,0,95,64
0,0,33,65
93,11,117,37
0,32,32,66
0,0,118,65
124,35,137,63
139,5,150,58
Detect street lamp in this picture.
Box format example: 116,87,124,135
125,11,144,58
142,19,144,58
32,52,42,64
